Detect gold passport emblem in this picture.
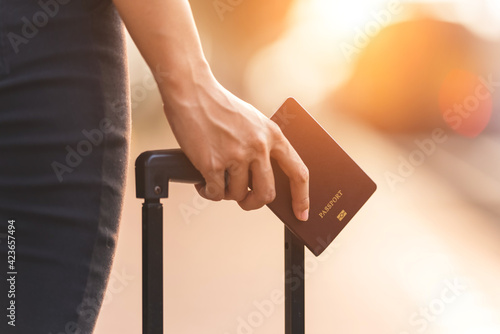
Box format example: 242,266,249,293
337,210,347,221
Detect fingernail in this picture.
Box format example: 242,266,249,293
299,209,309,222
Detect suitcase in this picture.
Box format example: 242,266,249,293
136,149,305,334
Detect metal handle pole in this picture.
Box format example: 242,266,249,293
285,227,305,334
142,199,164,334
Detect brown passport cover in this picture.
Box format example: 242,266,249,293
268,98,376,256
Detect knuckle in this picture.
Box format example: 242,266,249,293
257,187,276,204
293,196,309,210
204,184,224,201
269,122,283,139
250,134,268,153
230,149,247,164
242,147,258,163
211,162,226,174
227,156,245,173
295,164,309,183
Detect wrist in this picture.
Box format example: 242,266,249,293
156,58,217,112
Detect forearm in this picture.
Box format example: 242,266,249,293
112,0,310,220
112,0,214,106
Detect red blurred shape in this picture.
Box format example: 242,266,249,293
439,69,492,138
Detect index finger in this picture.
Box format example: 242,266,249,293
271,139,309,221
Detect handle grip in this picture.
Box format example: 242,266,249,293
135,149,204,199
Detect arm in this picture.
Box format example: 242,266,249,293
112,0,310,221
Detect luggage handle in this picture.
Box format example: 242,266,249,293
135,149,305,334
136,149,204,199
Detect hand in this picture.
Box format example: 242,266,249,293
161,75,310,221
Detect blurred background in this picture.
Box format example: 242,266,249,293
95,0,500,333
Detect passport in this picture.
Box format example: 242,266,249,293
268,98,376,256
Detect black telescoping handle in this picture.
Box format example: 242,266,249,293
135,149,304,334
136,149,204,334
136,148,204,200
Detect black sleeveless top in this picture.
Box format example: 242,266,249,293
0,1,130,333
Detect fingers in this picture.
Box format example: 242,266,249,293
195,137,309,222
238,158,276,211
196,168,225,201
271,139,310,221
224,161,249,201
